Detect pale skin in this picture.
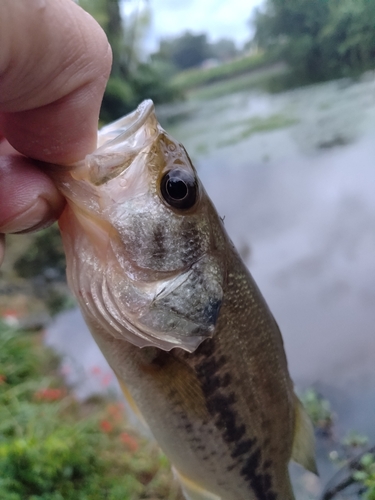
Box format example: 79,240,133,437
0,0,112,266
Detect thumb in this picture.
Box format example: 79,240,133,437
0,0,112,165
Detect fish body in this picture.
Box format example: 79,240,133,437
52,101,316,500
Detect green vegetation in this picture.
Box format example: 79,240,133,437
0,322,182,500
13,225,65,283
186,65,288,101
146,0,375,100
238,114,297,135
353,453,375,500
71,0,375,113
152,32,239,72
219,113,298,147
12,225,72,316
253,0,375,84
78,0,181,122
300,388,334,435
326,438,375,500
1,321,375,500
98,61,182,123
150,33,277,99
153,32,212,71
342,431,369,449
172,52,274,92
149,31,285,99
300,390,375,500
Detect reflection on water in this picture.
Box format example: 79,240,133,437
46,74,375,498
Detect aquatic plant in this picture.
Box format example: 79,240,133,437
323,430,375,500
300,388,334,436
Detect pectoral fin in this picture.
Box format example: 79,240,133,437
291,395,318,475
116,377,148,428
173,468,221,500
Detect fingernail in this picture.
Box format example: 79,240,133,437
0,197,55,234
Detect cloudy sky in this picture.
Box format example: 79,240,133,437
141,0,265,53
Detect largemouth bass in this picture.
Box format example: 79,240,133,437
51,100,316,500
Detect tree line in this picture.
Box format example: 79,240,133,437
76,0,375,121
252,0,375,83
79,0,182,122
152,33,239,71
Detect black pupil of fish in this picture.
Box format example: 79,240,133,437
166,178,188,200
161,170,197,209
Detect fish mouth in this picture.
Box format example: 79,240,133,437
86,100,159,186
62,100,159,186
96,100,156,151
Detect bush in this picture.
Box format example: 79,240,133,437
100,65,183,123
0,323,182,500
253,0,375,84
100,77,137,123
13,226,65,283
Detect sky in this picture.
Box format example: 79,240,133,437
139,0,265,53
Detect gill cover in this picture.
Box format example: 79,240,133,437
58,100,224,352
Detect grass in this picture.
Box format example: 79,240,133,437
172,52,273,91
0,322,183,500
187,64,288,101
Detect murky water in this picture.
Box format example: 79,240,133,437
46,73,375,498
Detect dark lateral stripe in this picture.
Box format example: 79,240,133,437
231,438,256,459
194,339,277,499
240,449,277,500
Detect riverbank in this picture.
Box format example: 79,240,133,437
171,52,290,101
0,321,183,499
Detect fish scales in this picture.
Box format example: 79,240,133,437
51,100,316,500
87,243,294,500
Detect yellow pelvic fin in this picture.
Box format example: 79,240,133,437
291,394,318,475
117,377,148,428
173,468,221,500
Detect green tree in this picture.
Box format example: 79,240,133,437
321,0,375,76
210,38,238,62
153,32,212,70
78,0,181,121
252,0,375,83
79,0,147,75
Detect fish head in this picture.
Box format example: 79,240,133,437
54,100,226,352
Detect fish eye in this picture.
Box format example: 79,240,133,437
160,169,198,210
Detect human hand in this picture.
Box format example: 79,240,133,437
0,0,112,266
